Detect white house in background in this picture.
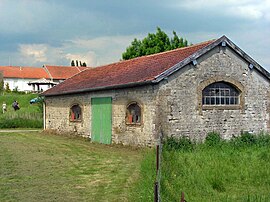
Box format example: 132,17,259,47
0,65,88,92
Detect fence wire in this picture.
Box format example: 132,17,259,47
155,131,163,202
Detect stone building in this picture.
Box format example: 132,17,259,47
42,36,270,146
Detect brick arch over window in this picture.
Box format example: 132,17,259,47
197,77,245,112
70,103,82,122
126,101,142,125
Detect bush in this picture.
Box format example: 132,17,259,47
0,113,43,128
231,132,256,147
256,132,270,147
205,132,222,146
163,136,194,151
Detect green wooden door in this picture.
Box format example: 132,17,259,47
91,97,112,144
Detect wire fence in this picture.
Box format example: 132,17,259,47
154,132,187,202
154,131,163,202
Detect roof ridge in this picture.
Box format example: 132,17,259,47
91,39,216,69
0,65,40,69
43,65,53,80
44,64,72,67
139,39,216,58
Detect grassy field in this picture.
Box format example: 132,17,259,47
160,134,270,201
1,131,270,202
0,131,154,201
0,93,42,128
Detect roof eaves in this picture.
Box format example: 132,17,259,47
223,36,270,80
154,35,270,82
153,39,220,83
42,80,154,97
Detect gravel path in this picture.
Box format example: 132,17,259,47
0,129,42,133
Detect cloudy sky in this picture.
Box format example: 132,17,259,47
1,0,269,70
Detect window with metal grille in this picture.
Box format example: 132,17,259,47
70,104,82,121
126,102,141,124
202,82,240,105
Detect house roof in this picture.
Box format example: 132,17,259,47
0,65,89,80
0,66,49,79
42,35,270,97
43,65,88,80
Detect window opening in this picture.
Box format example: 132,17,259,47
70,104,82,121
126,103,141,124
202,82,240,106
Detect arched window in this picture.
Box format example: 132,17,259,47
202,82,240,105
70,104,82,121
126,102,141,125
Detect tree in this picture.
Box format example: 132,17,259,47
122,27,190,60
5,83,11,93
0,72,3,94
71,60,87,67
71,60,75,66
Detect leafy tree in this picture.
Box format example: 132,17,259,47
0,78,3,94
0,71,3,92
71,60,87,67
71,60,75,66
122,27,190,60
13,86,19,93
5,83,11,93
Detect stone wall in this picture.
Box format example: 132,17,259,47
45,45,270,145
158,45,270,140
44,85,159,146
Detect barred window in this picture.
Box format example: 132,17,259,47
202,82,240,105
70,104,82,121
126,102,141,124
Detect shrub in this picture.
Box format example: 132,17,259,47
205,132,222,146
5,83,11,93
255,132,270,147
163,136,194,151
0,112,43,128
231,131,256,147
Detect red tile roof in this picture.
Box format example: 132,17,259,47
42,39,214,96
44,65,89,80
0,66,49,79
0,65,89,80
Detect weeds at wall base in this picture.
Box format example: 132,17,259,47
159,132,270,201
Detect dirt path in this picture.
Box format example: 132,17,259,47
0,129,42,133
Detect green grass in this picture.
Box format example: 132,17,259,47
160,134,270,201
0,92,42,128
2,130,270,201
0,131,148,201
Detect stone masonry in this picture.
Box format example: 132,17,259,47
157,46,270,140
44,44,270,146
45,85,159,146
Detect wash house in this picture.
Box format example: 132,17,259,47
42,36,270,146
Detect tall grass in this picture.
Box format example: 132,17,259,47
160,132,270,201
129,149,156,201
0,92,43,128
132,133,270,201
